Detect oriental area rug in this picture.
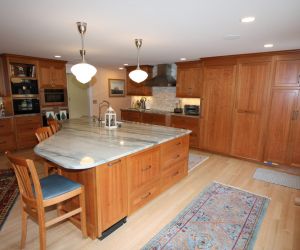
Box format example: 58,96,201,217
142,182,269,250
0,169,19,230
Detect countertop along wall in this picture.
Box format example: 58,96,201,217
89,68,131,119
131,87,201,112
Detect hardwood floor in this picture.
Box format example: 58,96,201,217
0,150,299,250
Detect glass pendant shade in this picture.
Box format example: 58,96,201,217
129,38,148,83
129,68,148,83
71,22,97,84
71,62,97,84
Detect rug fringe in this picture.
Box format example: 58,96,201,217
213,181,271,200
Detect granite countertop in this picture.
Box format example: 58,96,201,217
34,118,191,170
0,115,14,119
121,108,200,118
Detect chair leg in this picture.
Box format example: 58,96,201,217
79,188,87,238
20,209,28,250
38,214,47,250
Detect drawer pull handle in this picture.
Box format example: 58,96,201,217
174,154,180,159
142,165,152,171
176,142,182,145
108,159,121,167
172,171,180,177
141,192,151,199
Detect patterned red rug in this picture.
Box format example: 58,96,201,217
0,169,19,230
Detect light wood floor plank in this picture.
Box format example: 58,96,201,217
0,150,299,250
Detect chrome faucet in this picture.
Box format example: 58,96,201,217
98,100,110,125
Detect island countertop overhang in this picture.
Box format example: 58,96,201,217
34,118,191,170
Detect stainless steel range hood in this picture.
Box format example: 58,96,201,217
145,64,176,87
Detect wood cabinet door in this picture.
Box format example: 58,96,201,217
290,94,300,167
99,159,127,231
264,89,299,164
231,61,271,161
0,58,7,96
202,65,236,154
274,59,300,87
176,67,202,98
51,62,66,87
38,61,52,88
121,110,141,122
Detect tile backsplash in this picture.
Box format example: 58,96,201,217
131,87,200,111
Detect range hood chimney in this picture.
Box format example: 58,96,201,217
145,64,176,87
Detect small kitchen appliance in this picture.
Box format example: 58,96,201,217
184,105,200,116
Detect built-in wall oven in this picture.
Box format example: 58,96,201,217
13,97,40,115
41,88,66,106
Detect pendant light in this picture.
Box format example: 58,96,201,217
129,39,148,83
71,22,97,84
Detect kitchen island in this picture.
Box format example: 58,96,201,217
34,118,191,239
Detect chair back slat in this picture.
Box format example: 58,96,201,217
48,120,60,134
35,127,53,142
5,152,43,207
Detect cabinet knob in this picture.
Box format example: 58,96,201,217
172,171,180,177
142,165,152,171
141,192,151,199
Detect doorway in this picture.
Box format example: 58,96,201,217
67,74,90,118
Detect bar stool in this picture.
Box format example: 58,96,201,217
5,151,87,250
47,120,60,134
35,127,58,176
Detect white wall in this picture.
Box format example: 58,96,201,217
89,68,131,119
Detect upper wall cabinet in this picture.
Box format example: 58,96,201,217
126,65,153,96
231,57,272,161
39,60,67,88
273,55,300,88
176,61,203,98
0,57,7,96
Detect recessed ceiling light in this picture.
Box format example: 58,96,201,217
54,55,62,58
180,58,187,61
241,16,255,23
123,63,128,66
118,67,124,70
264,44,274,48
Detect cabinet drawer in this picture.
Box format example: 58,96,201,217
161,159,187,192
0,134,16,151
129,180,160,214
0,118,14,134
15,115,41,125
128,147,160,193
15,122,41,133
161,136,189,169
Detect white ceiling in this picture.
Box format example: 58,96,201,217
0,0,299,68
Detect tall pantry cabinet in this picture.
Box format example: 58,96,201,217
201,62,236,154
264,54,300,166
231,57,272,161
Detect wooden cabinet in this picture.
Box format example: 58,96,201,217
99,159,127,231
176,62,203,98
264,90,299,164
201,65,236,154
121,110,141,122
39,60,66,88
141,112,166,126
231,59,272,161
170,115,199,148
0,57,8,96
274,56,300,87
15,115,42,149
0,118,16,152
290,94,300,167
126,65,153,96
127,147,160,213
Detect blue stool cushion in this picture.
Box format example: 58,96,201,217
39,174,81,200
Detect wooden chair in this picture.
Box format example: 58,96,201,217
5,151,87,250
47,120,60,134
35,127,58,176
